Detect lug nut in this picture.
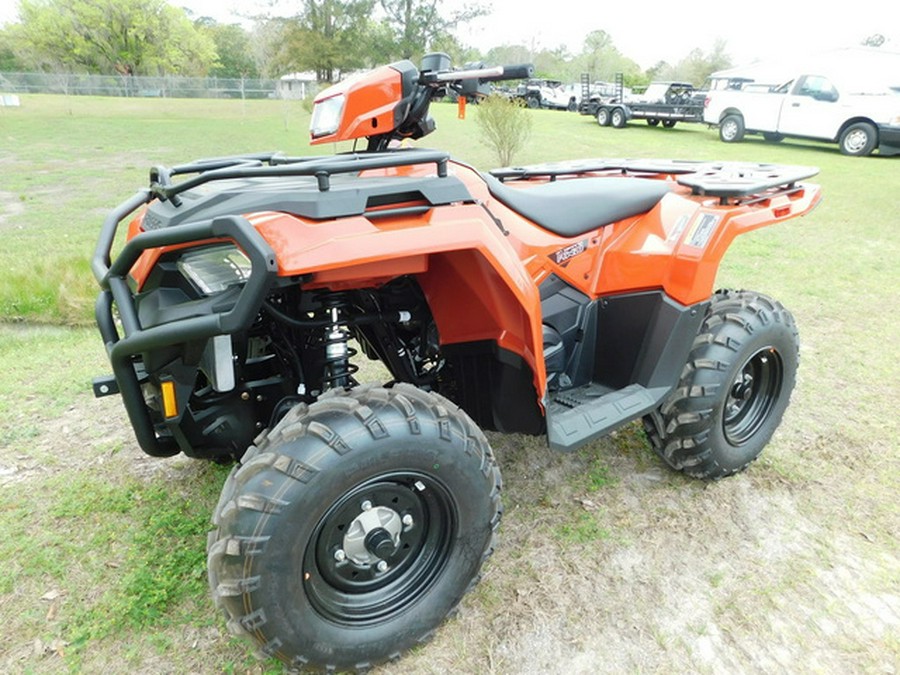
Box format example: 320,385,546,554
361,500,373,511
334,549,346,562
376,560,388,573
402,514,414,527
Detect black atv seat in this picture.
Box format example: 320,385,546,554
483,174,672,237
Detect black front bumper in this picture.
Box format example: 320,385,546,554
92,190,277,456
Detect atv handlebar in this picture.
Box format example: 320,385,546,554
430,63,534,84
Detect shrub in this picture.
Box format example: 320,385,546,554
474,94,533,167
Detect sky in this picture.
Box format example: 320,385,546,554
2,0,899,70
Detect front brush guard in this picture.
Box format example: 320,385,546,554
92,190,277,456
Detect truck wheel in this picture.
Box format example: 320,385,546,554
719,114,745,142
642,290,798,480
208,384,502,671
596,107,611,126
647,118,660,126
567,98,577,112
611,108,627,128
527,95,540,109
662,120,677,128
839,122,877,156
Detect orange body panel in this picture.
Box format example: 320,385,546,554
309,66,404,146
126,157,821,402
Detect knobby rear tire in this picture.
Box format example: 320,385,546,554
207,383,502,672
643,289,799,479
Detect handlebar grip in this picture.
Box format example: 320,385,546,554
500,64,534,80
469,63,534,83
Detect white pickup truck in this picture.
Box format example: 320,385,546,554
703,73,900,156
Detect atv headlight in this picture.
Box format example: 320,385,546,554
310,94,346,138
177,244,252,295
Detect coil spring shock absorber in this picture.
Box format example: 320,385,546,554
321,294,359,389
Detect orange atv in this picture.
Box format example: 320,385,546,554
92,53,821,672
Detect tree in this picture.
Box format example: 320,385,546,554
195,19,259,79
379,0,488,61
0,27,24,71
475,94,532,167
274,0,375,82
8,0,216,75
671,40,732,86
575,29,642,85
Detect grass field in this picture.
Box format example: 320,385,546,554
0,94,898,673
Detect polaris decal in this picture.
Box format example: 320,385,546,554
550,239,588,266
686,213,720,249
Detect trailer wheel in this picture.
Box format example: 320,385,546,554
642,290,798,480
596,107,611,126
719,114,745,142
839,122,877,156
611,108,627,128
647,118,660,126
662,119,677,128
208,384,502,671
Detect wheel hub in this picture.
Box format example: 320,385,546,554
342,503,403,566
845,130,866,152
730,372,754,402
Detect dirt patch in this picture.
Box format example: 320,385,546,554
0,191,25,229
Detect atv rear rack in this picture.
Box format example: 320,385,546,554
491,159,819,205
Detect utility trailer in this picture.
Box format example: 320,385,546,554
594,74,704,129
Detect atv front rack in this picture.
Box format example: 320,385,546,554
149,149,452,206
491,159,819,205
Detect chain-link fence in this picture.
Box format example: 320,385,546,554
0,72,281,99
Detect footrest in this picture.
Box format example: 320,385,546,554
547,383,668,452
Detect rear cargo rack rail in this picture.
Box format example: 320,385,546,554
491,159,819,205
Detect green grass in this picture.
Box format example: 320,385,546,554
0,95,897,673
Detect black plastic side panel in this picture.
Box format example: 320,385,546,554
439,341,544,435
593,291,708,390
539,274,596,388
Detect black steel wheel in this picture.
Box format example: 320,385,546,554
722,347,784,446
643,289,799,479
208,384,501,672
647,118,660,126
662,119,677,128
305,470,456,624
